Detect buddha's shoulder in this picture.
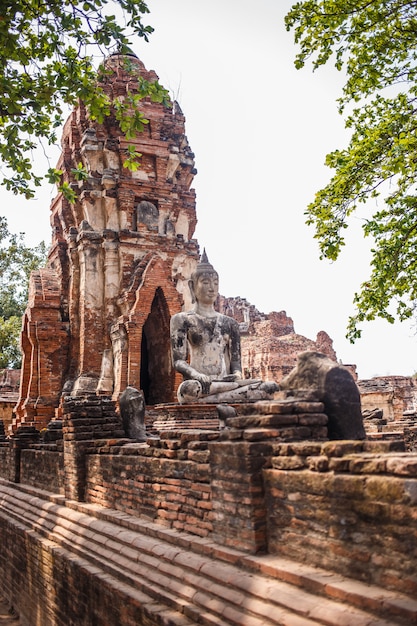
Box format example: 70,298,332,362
171,310,197,325
219,313,239,328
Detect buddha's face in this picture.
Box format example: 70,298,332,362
192,271,219,305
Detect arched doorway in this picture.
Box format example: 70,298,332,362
140,287,174,404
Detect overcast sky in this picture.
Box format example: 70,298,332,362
2,0,416,379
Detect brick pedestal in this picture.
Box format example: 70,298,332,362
210,439,274,553
150,403,220,431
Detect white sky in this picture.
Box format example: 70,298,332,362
1,0,416,379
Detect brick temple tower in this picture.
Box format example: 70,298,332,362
14,53,199,430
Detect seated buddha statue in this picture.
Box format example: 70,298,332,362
170,251,278,404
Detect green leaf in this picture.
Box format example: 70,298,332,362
59,182,77,204
47,168,63,184
71,163,89,181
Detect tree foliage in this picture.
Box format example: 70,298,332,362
0,217,47,368
286,0,417,340
1,0,169,200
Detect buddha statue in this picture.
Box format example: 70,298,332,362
170,251,278,403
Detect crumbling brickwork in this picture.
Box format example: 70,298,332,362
20,446,64,495
0,370,20,432
218,298,339,383
359,375,417,421
85,430,215,537
1,396,330,545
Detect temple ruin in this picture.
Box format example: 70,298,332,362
1,53,417,626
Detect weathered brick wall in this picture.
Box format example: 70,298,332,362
244,323,339,383
0,402,16,433
404,426,417,451
85,430,217,537
62,395,125,501
264,439,417,594
20,446,64,495
0,444,17,482
1,396,330,550
1,399,329,549
0,369,20,433
2,403,417,614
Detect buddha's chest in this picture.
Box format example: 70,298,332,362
188,317,230,348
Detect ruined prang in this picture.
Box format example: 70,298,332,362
14,53,199,431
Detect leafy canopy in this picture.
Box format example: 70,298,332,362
0,217,47,368
0,0,169,200
286,0,417,340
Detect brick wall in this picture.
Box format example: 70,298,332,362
264,439,417,594
0,402,16,433
2,400,417,617
1,396,329,553
20,446,64,495
0,444,17,482
85,430,216,537
358,375,417,421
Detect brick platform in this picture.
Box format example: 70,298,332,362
2,397,417,624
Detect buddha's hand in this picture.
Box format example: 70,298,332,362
222,371,243,382
195,374,211,395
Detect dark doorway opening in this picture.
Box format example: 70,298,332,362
140,331,150,402
140,287,173,404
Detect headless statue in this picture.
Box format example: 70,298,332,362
170,251,278,403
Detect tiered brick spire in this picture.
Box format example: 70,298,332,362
14,53,199,430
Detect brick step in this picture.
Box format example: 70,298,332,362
0,487,317,625
152,420,219,430
0,489,196,626
69,501,417,626
1,481,414,626
0,488,306,626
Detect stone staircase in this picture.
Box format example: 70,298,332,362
1,480,416,626
365,415,417,451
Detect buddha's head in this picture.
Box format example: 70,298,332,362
189,250,219,305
